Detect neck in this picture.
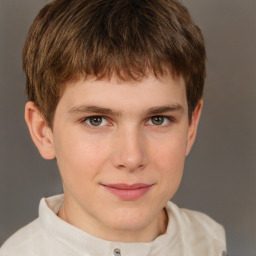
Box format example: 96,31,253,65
58,204,168,243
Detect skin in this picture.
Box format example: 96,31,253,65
25,74,202,243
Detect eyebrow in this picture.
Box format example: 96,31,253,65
68,105,121,116
144,105,184,116
68,104,184,116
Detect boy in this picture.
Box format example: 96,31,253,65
0,0,227,255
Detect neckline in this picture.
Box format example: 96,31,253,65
39,194,178,255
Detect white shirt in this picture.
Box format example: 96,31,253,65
0,194,226,256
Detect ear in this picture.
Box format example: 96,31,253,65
25,101,56,160
185,100,203,156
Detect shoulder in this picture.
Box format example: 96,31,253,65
168,201,225,238
166,201,226,254
0,195,71,256
0,218,42,256
0,195,65,256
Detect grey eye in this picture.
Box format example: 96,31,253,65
88,116,103,126
151,116,165,125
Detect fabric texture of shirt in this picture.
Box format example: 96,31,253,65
0,194,226,256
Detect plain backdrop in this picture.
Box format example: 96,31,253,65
0,1,255,255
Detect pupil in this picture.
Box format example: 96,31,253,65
90,116,102,126
152,116,164,125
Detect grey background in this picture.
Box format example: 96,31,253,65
0,0,255,255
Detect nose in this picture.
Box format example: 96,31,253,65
111,127,148,172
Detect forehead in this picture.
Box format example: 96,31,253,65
58,74,188,113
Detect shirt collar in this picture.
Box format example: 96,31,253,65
39,194,178,256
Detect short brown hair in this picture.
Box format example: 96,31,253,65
23,0,206,126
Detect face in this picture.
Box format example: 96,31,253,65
26,74,202,242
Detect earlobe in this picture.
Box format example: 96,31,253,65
185,100,203,156
25,101,56,160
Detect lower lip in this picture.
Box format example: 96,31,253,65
103,185,152,201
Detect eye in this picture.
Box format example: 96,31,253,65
147,116,172,126
84,116,108,126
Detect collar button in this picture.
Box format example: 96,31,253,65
113,248,121,256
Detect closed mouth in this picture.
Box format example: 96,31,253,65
101,183,154,200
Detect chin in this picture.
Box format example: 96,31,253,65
105,207,156,231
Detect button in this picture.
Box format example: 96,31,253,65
113,248,121,256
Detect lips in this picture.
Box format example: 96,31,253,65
102,183,153,200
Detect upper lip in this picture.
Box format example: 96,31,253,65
102,183,153,190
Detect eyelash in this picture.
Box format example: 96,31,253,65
146,116,175,126
80,115,175,128
81,116,111,127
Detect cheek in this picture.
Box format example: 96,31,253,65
151,133,187,191
55,132,118,194
152,131,188,167
53,131,107,186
